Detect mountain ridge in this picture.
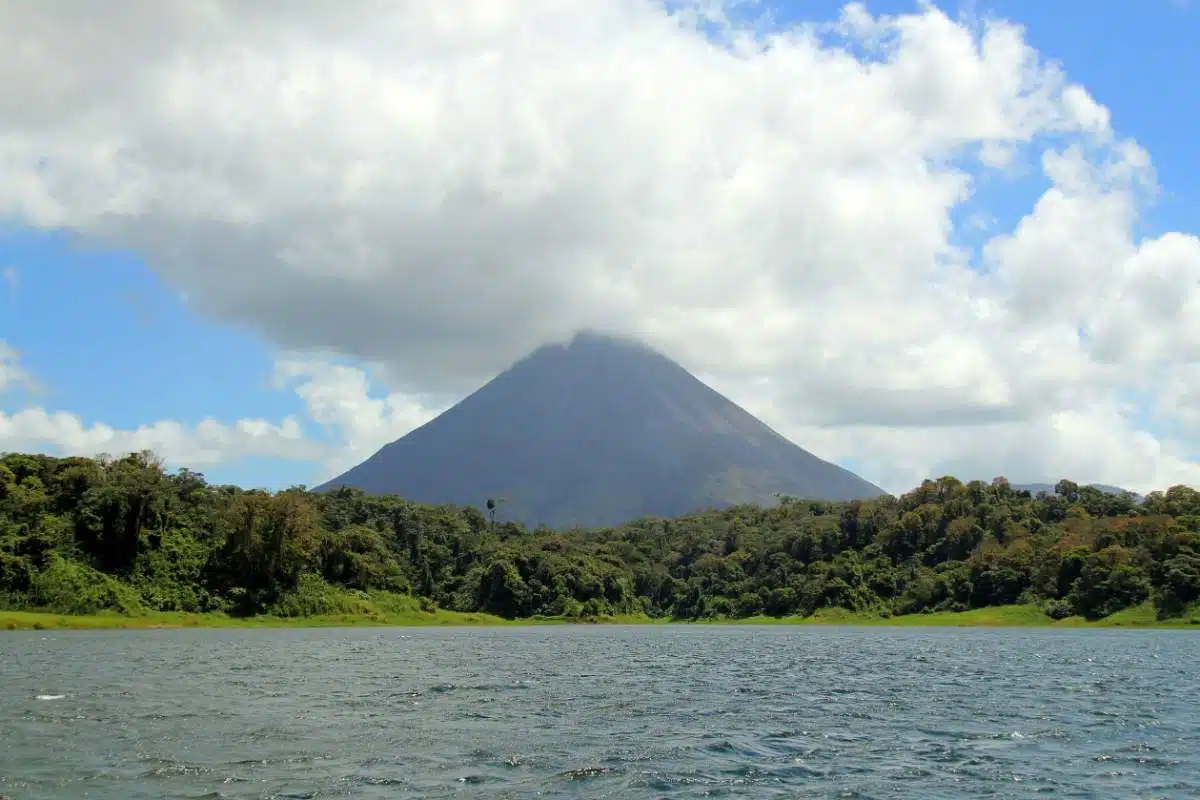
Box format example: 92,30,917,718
1011,482,1141,501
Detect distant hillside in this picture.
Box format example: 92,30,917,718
1013,483,1142,501
317,331,886,528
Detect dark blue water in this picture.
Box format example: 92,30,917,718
1,625,1197,798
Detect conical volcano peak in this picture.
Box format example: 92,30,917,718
499,329,690,396
318,336,885,528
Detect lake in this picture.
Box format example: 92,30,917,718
1,625,1197,798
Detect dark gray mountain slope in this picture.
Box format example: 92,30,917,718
317,332,886,528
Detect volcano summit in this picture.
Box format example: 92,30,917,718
317,332,886,528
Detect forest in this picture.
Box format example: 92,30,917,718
2,450,1199,623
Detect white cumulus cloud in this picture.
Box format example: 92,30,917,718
0,352,439,478
0,342,34,394
0,408,322,467
273,358,443,475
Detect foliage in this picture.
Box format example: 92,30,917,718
2,453,1199,622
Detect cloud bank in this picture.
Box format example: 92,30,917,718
0,1,1197,493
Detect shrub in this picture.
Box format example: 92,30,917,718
28,555,143,615
1044,598,1074,620
272,573,360,617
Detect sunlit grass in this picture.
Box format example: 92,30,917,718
1054,601,1200,628
4,602,1198,631
0,606,515,630
725,602,1200,629
692,605,1054,627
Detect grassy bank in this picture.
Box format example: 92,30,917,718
730,602,1200,628
0,606,517,630
4,602,1198,631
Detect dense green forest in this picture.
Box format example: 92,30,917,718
2,451,1199,622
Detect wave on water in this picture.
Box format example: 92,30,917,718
4,628,1199,799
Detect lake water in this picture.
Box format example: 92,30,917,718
1,626,1197,799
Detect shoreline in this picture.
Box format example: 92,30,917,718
4,603,1197,631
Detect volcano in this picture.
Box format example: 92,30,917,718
316,332,886,528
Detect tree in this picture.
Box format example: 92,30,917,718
486,496,506,530
4,450,1200,625
215,490,322,611
1054,479,1080,503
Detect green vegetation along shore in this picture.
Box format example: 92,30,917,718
4,602,1198,631
3,451,1200,630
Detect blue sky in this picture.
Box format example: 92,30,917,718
0,230,322,487
1,0,1198,493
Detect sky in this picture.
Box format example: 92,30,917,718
1,0,1199,495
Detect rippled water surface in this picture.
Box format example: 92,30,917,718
2,625,1198,798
